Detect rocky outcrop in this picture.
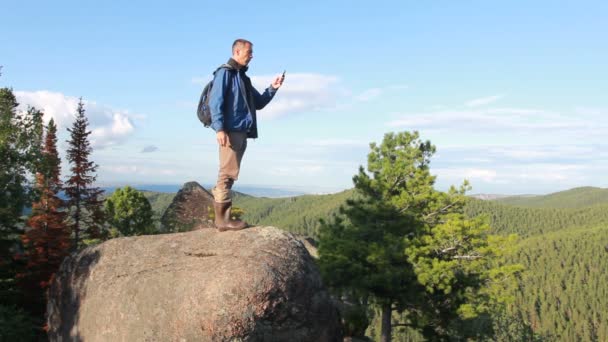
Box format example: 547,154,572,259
47,227,342,341
161,181,215,232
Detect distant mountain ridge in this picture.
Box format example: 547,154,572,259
470,193,515,201
140,186,608,237
495,186,608,208
101,184,306,198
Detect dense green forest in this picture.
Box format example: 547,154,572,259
144,186,608,341
464,199,608,237
508,224,608,341
496,186,608,208
234,189,354,237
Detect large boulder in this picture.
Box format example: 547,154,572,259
47,227,342,341
160,181,215,232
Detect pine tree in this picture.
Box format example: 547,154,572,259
64,99,105,248
318,131,445,341
318,131,522,341
20,119,69,316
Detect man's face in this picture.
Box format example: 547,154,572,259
234,43,253,66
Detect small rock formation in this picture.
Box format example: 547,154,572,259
47,227,342,341
161,181,215,232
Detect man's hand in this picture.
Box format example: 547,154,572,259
271,74,284,89
217,131,229,147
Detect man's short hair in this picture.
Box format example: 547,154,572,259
232,39,252,53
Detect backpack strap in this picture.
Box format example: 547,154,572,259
213,63,234,75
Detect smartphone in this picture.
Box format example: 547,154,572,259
282,70,286,79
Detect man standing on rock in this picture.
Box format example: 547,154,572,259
209,39,284,231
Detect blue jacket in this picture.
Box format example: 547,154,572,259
209,59,277,138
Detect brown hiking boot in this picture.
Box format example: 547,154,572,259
213,201,247,232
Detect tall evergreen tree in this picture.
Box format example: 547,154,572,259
318,131,521,341
0,88,44,307
1,89,28,246
65,99,105,248
20,119,69,316
0,87,28,306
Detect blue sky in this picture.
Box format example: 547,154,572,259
2,1,607,195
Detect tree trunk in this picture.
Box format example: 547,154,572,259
74,197,80,250
380,302,392,342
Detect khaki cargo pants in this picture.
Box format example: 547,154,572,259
212,132,247,203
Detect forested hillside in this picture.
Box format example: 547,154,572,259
496,186,608,208
235,190,354,237
465,199,608,237
507,224,608,341
143,186,608,341
141,191,175,218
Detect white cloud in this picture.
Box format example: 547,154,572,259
434,163,592,191
574,107,607,116
485,107,544,115
467,168,498,181
250,73,342,119
429,141,608,193
386,107,600,134
14,90,137,148
435,167,498,183
105,165,138,174
438,144,603,170
513,164,588,182
466,94,504,107
355,84,409,103
486,145,595,160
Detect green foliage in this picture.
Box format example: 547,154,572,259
0,86,48,338
318,132,432,307
104,186,154,236
318,131,521,341
318,195,416,299
0,89,30,231
405,215,523,339
0,305,37,342
1,89,43,272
